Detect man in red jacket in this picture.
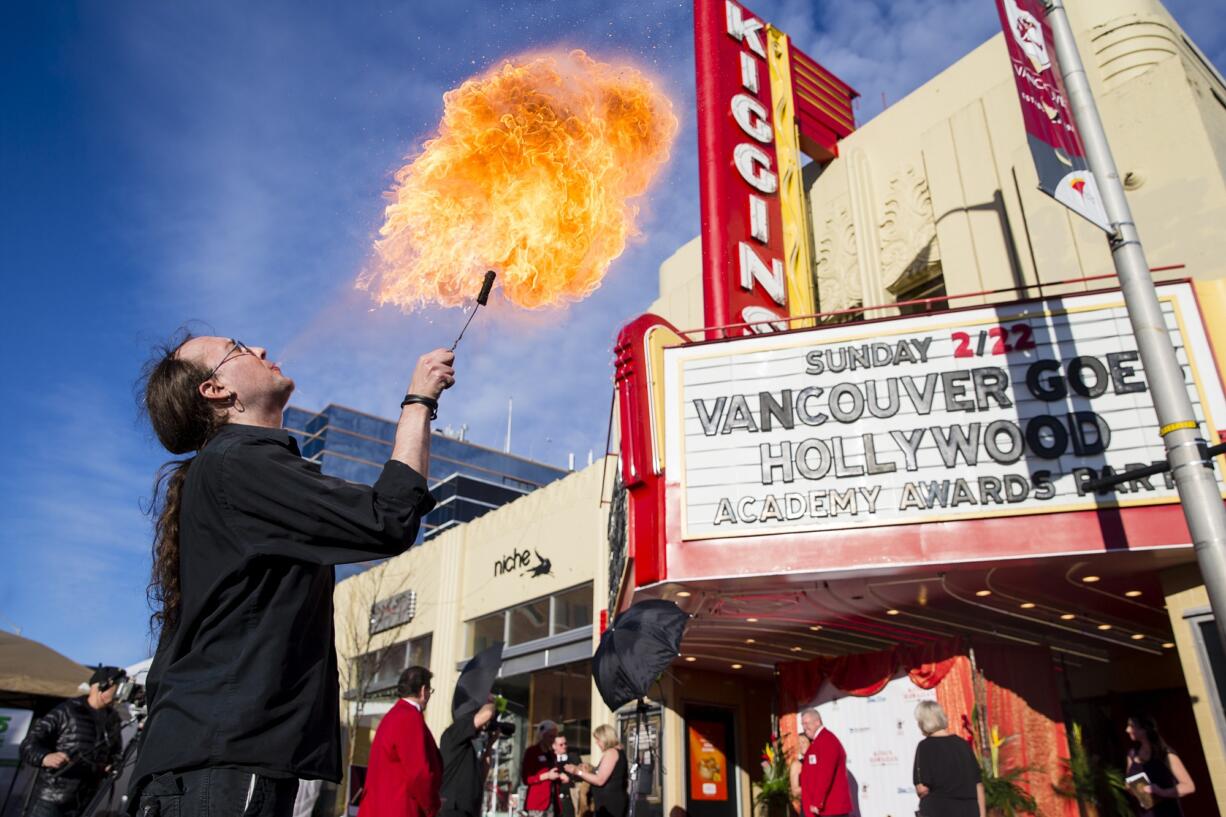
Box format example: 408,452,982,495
520,721,562,817
798,709,851,817
360,666,443,817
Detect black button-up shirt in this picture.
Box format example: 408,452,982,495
133,423,434,787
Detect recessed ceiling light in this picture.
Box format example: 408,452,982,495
1082,575,1101,583
745,638,756,644
886,609,900,616
809,625,822,631
677,591,692,598
1097,623,1112,631
747,617,759,623
731,663,743,669
790,646,803,652
1162,642,1175,649
1125,590,1142,597
1020,602,1036,609
684,656,697,662
1060,613,1076,620
975,590,992,597
1130,634,1145,641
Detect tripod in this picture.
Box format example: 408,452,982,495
77,725,142,817
625,700,656,817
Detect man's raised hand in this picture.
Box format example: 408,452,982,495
409,349,456,400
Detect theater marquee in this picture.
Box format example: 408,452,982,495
664,282,1226,539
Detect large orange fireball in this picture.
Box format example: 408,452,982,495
361,49,678,310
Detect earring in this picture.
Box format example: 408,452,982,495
233,394,245,413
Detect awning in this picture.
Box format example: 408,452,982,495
0,632,89,697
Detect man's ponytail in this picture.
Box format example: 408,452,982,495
140,333,225,635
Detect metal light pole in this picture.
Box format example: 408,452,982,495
1044,0,1226,650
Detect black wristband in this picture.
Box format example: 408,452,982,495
401,394,438,420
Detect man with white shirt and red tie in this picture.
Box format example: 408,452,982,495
360,666,443,817
798,709,851,817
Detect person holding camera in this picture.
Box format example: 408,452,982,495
439,697,498,817
522,721,563,817
20,666,125,817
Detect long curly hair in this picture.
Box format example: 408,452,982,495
140,332,225,635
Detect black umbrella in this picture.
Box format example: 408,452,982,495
592,599,689,711
452,642,504,721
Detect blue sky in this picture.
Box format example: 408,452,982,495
2,1,1221,667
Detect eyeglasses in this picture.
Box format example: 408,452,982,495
203,339,255,382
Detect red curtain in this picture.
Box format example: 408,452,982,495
777,637,962,707
776,638,961,761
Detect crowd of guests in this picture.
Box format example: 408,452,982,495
13,657,1196,817
358,666,630,817
786,703,1195,817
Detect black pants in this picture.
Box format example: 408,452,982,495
136,769,299,817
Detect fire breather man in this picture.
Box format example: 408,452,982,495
129,333,454,817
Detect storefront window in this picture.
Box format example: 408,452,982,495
408,633,433,669
358,641,406,693
467,583,593,655
471,612,505,654
553,585,592,634
508,599,550,645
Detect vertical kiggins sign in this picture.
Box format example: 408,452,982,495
694,0,856,337
695,0,790,336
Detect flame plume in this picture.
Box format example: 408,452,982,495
362,50,678,310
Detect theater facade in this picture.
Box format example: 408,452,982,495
610,1,1226,817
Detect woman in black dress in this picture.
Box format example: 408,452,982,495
564,724,627,817
1125,715,1195,817
912,701,984,817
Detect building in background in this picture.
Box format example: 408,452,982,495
284,404,569,546
333,459,616,817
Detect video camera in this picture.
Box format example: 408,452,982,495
113,677,145,707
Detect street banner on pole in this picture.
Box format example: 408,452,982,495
996,0,1110,231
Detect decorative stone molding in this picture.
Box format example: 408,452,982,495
879,164,941,298
813,200,861,315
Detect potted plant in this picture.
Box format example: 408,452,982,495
753,734,793,817
1052,723,1131,817
978,722,1039,817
